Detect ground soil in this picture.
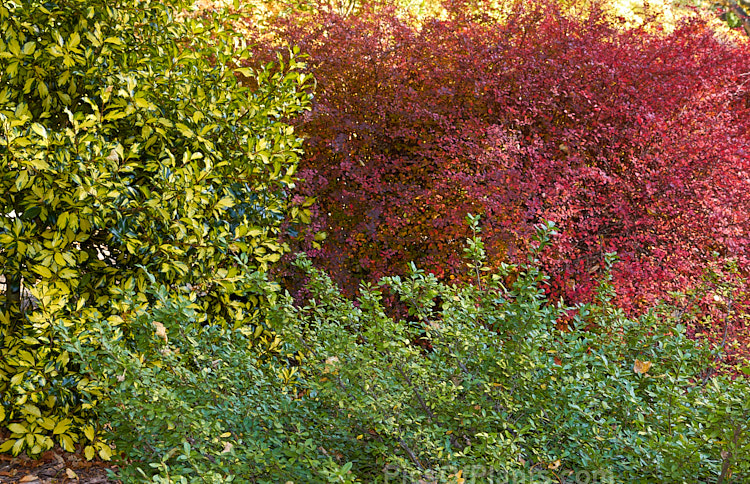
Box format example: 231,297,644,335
0,434,119,484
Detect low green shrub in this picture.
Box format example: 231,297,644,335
62,219,750,482
60,263,355,483
274,219,750,482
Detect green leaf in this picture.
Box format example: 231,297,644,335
22,404,41,418
68,32,81,49
97,442,113,461
175,122,194,137
15,170,29,190
234,67,254,77
83,425,95,442
59,434,75,452
39,417,56,431
11,438,24,456
21,41,36,55
31,123,47,138
52,418,72,435
8,39,20,56
32,265,52,278
7,423,27,435
0,439,14,453
104,110,127,121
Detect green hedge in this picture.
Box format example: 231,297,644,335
60,219,750,482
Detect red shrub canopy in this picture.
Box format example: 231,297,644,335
252,1,750,315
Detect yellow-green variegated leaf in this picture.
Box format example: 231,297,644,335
39,417,56,431
83,425,95,442
84,445,96,460
59,434,75,452
0,439,14,453
52,418,72,435
1,0,310,459
7,423,27,435
11,438,25,456
96,442,113,461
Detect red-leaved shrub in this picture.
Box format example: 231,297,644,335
251,1,750,317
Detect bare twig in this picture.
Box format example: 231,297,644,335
395,362,435,423
398,438,425,471
701,296,733,386
717,424,743,484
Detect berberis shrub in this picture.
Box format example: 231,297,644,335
256,0,750,313
64,219,750,483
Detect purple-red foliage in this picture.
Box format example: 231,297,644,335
252,1,750,314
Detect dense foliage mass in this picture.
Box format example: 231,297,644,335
257,0,750,314
1,0,749,481
0,0,310,457
59,221,750,482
